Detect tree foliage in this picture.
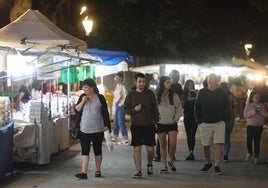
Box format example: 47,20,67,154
8,0,268,64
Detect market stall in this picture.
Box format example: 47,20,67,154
0,9,100,165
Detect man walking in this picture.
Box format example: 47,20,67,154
194,73,230,175
124,73,159,178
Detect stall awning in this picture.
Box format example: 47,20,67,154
88,49,134,77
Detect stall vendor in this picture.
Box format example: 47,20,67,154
17,78,32,110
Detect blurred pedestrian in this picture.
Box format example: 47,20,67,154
183,79,199,160
244,91,268,164
219,82,235,162
112,72,129,145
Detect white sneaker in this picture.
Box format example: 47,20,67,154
111,138,117,144
121,140,129,145
254,158,259,164
245,153,252,162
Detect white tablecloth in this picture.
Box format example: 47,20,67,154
13,117,70,165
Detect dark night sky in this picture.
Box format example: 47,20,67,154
0,0,268,63
0,0,13,27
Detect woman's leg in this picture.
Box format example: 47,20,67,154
183,116,191,151
246,126,254,155
167,130,177,163
82,155,89,173
189,120,198,152
92,133,104,172
253,126,263,158
158,132,167,167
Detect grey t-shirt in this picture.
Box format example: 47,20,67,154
80,97,104,134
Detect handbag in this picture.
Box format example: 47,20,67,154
71,120,80,139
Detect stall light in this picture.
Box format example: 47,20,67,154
7,55,35,78
244,44,252,51
255,74,263,82
246,74,254,81
82,16,93,36
244,43,253,56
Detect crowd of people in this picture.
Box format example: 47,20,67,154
73,71,268,179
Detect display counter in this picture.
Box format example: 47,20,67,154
0,121,14,179
13,117,70,165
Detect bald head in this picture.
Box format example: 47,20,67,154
207,74,219,91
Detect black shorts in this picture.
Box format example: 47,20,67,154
80,131,104,156
156,123,178,133
130,125,156,146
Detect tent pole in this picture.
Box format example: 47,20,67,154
67,60,70,128
11,77,13,118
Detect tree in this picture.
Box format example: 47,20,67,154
8,0,268,64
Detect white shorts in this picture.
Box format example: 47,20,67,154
199,121,225,145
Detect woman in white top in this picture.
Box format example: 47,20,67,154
155,76,183,173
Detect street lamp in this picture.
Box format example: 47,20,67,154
80,6,87,15
244,43,252,57
82,16,93,36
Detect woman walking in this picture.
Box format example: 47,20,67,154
74,78,111,179
155,76,183,173
244,91,268,164
183,79,199,160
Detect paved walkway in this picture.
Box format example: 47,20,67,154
1,120,268,188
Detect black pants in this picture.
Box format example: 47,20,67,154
183,115,198,152
246,125,263,158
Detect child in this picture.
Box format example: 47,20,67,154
243,92,268,164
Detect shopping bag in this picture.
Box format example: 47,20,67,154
104,130,113,151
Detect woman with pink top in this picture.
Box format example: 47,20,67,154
244,91,268,164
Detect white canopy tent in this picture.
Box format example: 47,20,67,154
0,9,101,122
0,9,87,53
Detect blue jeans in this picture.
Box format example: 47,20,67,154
113,105,128,139
223,120,234,157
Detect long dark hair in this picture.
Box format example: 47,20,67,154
156,76,174,105
82,78,99,94
183,79,195,94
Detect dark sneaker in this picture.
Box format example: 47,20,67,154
214,166,223,175
159,166,168,173
147,164,153,175
153,156,161,162
223,155,228,162
132,170,142,178
200,163,212,172
75,173,88,179
186,153,195,160
95,171,101,177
